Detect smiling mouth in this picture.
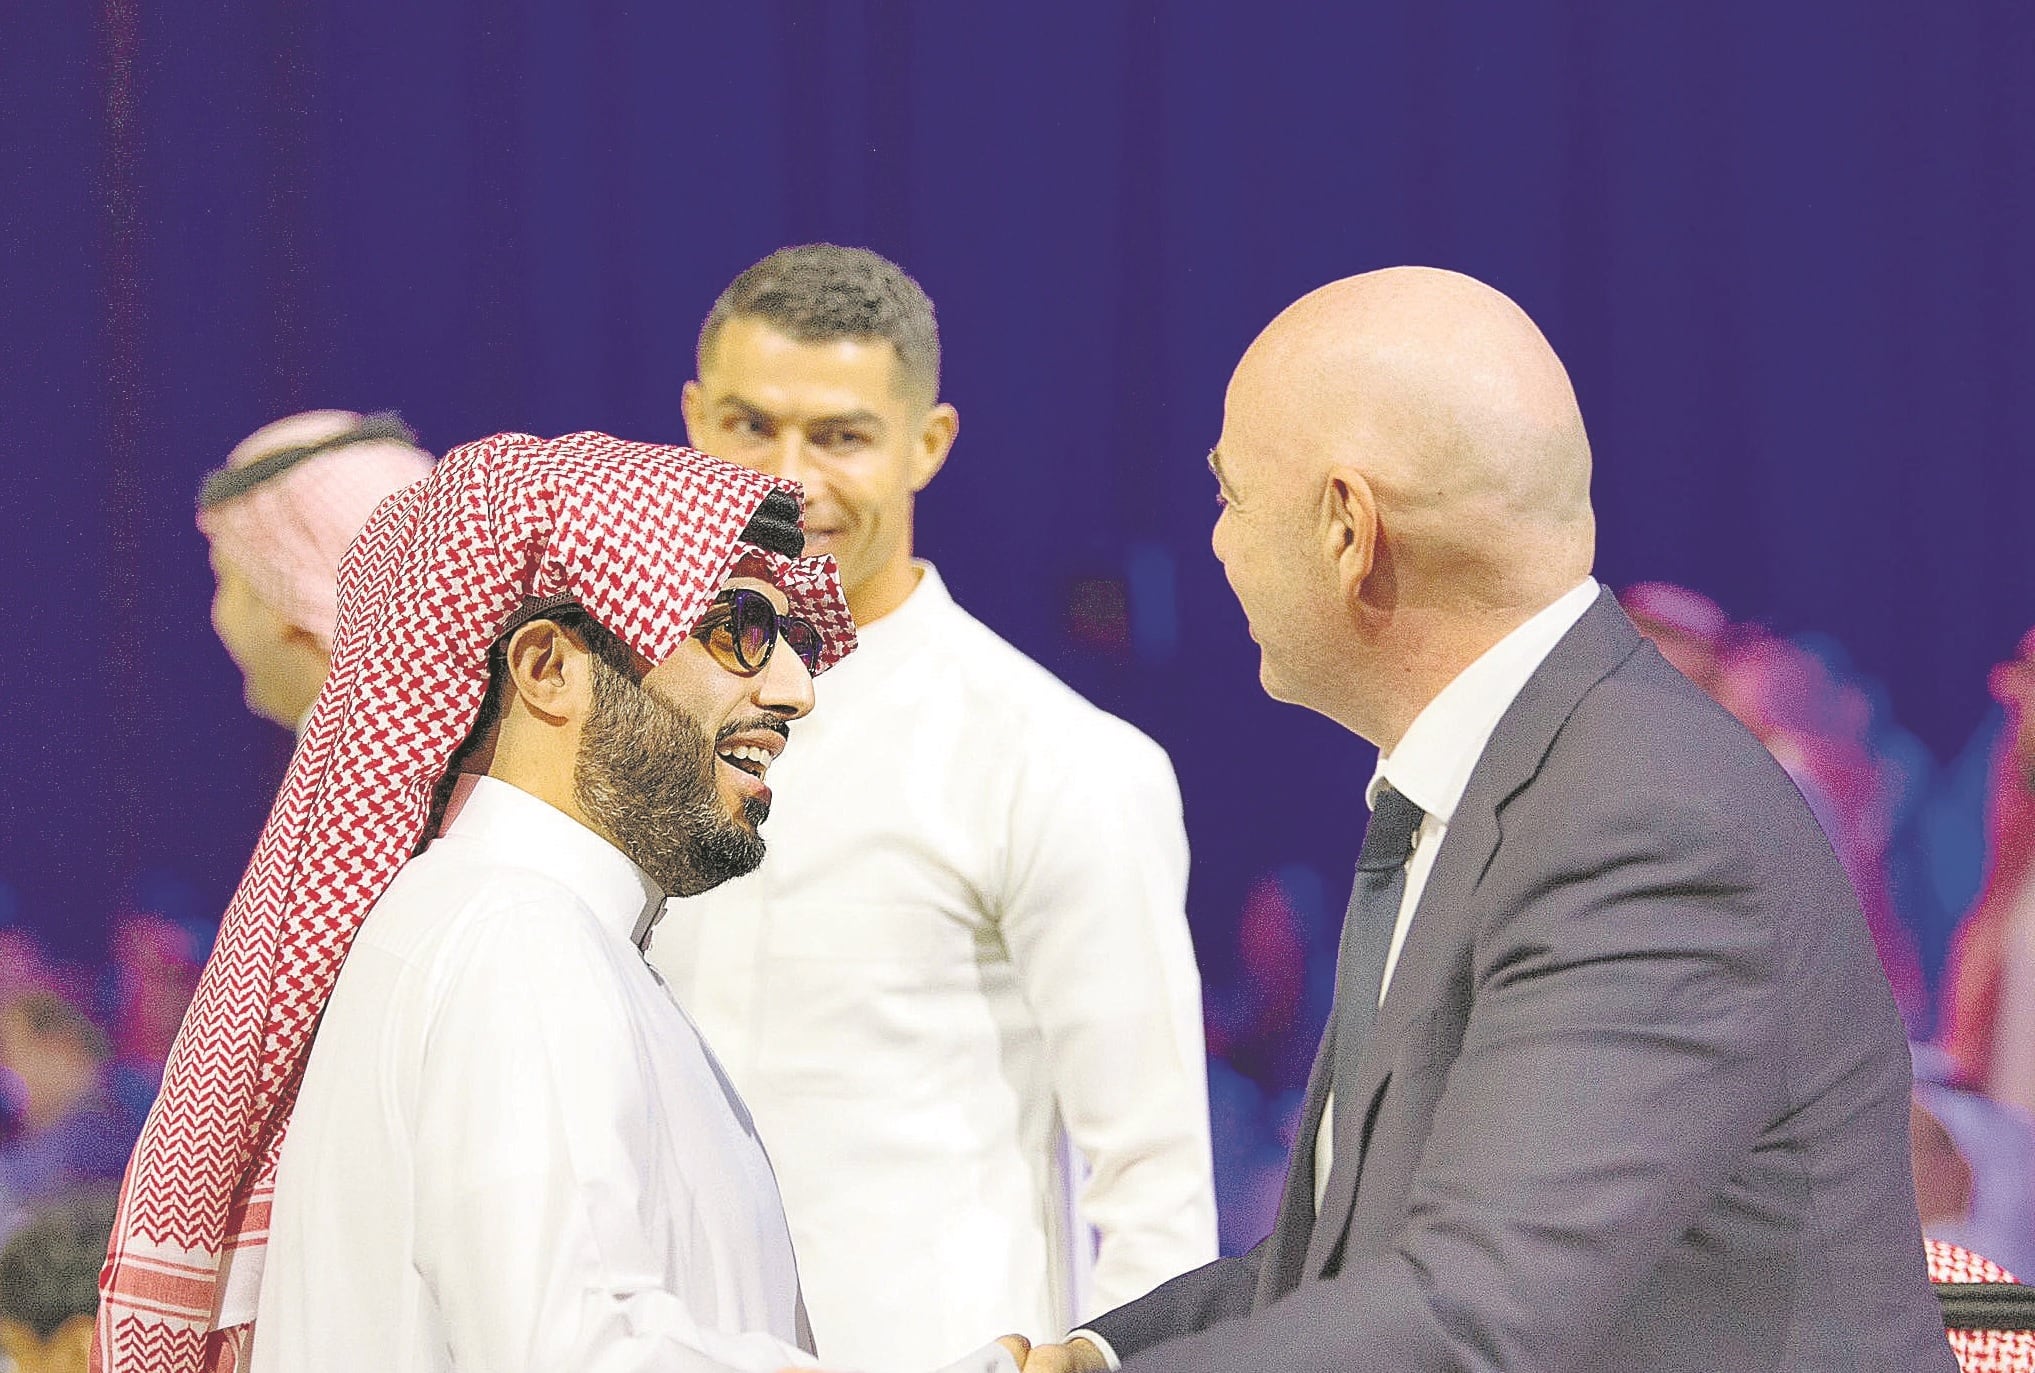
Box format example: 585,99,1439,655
715,743,774,779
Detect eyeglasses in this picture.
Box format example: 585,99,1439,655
695,588,825,676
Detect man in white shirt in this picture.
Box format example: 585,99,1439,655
655,246,1216,1369
102,433,1019,1373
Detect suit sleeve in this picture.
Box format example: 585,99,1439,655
998,716,1220,1319
1119,783,1789,1372
1083,1239,1265,1363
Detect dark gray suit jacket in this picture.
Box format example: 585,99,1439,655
1089,593,1955,1372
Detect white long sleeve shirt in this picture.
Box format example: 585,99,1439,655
650,563,1217,1371
251,775,821,1373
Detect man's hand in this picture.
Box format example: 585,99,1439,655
785,1335,1037,1373
1014,1337,1109,1373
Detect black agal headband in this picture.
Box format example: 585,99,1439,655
197,411,419,510
737,487,806,559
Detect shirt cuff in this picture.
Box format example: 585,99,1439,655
1066,1328,1123,1372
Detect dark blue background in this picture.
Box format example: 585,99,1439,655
5,3,2032,989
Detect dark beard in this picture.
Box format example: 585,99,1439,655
572,658,769,897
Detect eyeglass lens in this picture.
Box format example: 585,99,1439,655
725,589,824,673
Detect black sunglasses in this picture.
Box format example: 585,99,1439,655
696,588,825,675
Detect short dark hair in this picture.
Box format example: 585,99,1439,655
698,245,940,405
0,1189,119,1338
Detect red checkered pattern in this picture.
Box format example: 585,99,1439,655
1930,1238,2035,1373
95,432,854,1373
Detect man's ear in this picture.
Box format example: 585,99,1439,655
680,379,707,449
500,620,591,724
908,403,959,494
1322,466,1378,606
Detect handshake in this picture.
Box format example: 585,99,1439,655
784,1332,1111,1373
985,1334,1109,1372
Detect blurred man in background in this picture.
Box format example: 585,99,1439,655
1943,626,2035,1111
1621,580,1732,694
655,245,1216,1369
0,1189,118,1373
196,409,435,732
1625,584,1932,1031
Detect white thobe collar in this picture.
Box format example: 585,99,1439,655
1368,578,1601,823
439,774,666,949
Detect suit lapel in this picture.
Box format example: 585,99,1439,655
1303,591,1644,1280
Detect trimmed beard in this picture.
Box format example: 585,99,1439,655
572,655,768,897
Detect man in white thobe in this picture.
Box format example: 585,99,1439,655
101,435,1017,1373
657,246,1216,1370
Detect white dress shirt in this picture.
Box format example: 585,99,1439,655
1312,578,1600,1209
250,775,821,1373
650,563,1217,1370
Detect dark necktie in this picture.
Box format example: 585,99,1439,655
1331,783,1426,1136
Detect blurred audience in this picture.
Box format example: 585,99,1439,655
196,409,434,732
1941,627,2035,1112
1710,629,1930,1030
1202,866,1334,1253
0,1189,118,1373
0,994,137,1229
1626,583,2035,1279
1621,581,1732,693
1912,1079,2035,1281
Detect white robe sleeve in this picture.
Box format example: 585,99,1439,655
409,896,822,1373
998,719,1219,1317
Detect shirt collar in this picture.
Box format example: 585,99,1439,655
1368,577,1600,824
829,559,953,664
438,774,666,949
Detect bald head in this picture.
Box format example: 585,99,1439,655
1210,268,1597,745
1228,266,1593,611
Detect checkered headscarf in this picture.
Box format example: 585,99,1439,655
96,432,854,1373
196,410,438,648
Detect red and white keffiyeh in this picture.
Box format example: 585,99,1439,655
97,432,854,1373
1930,1238,2035,1373
196,410,438,649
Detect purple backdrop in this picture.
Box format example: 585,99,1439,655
4,4,2032,1007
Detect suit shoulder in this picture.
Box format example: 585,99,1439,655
1559,648,1805,809
1522,647,1838,890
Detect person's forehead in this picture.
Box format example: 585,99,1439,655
702,317,905,413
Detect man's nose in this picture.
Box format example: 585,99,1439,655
768,430,813,487
755,636,817,721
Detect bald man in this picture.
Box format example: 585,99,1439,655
198,410,435,732
1023,269,1953,1372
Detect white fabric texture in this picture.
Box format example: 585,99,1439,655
650,563,1217,1370
250,775,820,1373
1313,577,1599,1212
